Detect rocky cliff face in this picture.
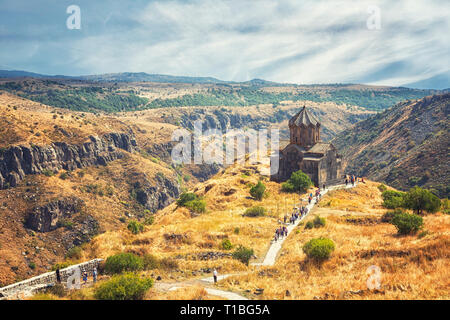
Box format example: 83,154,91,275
0,132,138,189
134,173,180,212
25,196,99,249
25,197,85,232
177,108,290,132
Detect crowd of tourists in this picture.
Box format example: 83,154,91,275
273,200,314,242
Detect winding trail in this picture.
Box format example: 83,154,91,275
160,183,357,299
253,183,355,266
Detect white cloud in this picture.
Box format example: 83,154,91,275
1,0,449,85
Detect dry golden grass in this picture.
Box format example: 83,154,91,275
83,162,319,283
146,285,222,300
217,181,450,300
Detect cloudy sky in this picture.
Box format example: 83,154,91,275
0,0,449,86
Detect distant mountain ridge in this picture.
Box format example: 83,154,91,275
1,69,448,89
0,69,276,85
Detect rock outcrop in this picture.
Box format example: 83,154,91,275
0,132,138,189
25,197,85,232
25,196,100,248
134,173,180,212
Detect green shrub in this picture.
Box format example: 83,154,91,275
382,190,406,209
184,199,206,213
282,170,312,193
94,273,153,300
250,181,266,200
176,192,206,213
144,215,155,225
305,221,314,229
381,208,405,222
176,192,197,206
127,220,144,235
65,246,82,260
42,169,55,177
303,238,335,261
378,184,387,192
28,262,36,270
391,213,423,235
232,245,254,265
313,216,326,228
143,254,159,270
104,253,144,274
233,227,240,235
281,182,295,192
221,239,233,250
243,206,266,217
442,198,450,214
404,186,441,215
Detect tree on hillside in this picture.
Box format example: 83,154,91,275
250,181,266,200
282,170,312,193
404,186,441,215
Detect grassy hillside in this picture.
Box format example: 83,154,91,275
219,181,449,300
333,93,449,197
25,164,450,300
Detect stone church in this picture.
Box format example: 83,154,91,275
271,106,342,187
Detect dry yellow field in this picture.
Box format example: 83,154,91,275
218,181,450,300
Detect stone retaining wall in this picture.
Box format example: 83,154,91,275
0,259,103,299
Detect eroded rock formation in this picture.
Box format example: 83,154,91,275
0,132,138,189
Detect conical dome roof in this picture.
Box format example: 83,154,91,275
289,106,320,127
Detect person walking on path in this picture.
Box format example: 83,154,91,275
93,267,98,283
82,271,88,285
213,269,218,284
56,268,61,284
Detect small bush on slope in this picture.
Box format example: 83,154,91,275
232,245,254,265
404,186,441,215
243,206,266,217
221,239,233,250
381,190,406,209
250,181,266,200
282,170,312,193
94,273,153,300
303,238,335,261
313,216,326,228
127,220,144,234
104,253,144,274
391,213,423,235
